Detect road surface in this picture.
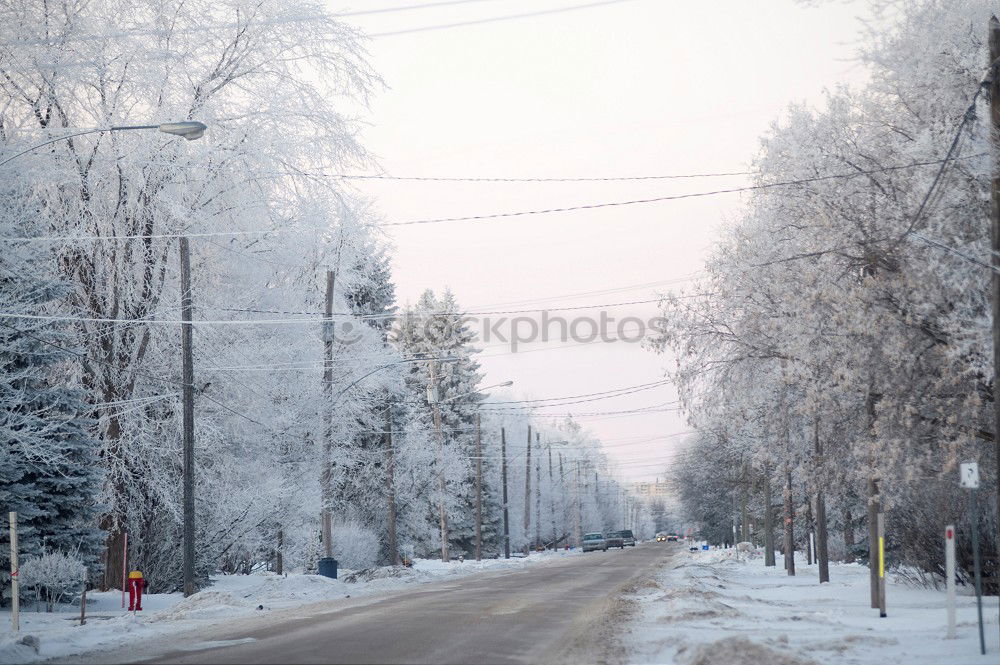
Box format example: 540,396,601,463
79,543,673,664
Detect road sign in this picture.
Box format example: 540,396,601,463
960,462,980,489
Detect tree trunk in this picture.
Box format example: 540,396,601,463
763,464,775,567
843,507,855,563
783,467,795,575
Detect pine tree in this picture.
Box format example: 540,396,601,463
0,244,103,600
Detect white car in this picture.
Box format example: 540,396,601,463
582,532,608,552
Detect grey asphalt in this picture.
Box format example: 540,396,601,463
136,543,672,665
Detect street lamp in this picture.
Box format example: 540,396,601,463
0,121,207,168
1,120,206,597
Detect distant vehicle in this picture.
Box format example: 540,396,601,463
605,531,625,549
620,529,636,547
582,532,608,552
667,533,679,542
655,532,667,542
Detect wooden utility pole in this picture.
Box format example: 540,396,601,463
805,500,814,566
501,427,510,559
988,17,1000,625
179,237,196,597
574,460,582,547
763,464,775,567
474,412,483,561
320,269,335,560
783,468,795,575
535,433,542,550
740,464,749,543
386,405,399,565
814,417,830,583
429,360,449,562
523,426,532,552
548,445,557,547
558,453,566,541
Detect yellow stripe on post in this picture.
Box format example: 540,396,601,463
878,537,885,578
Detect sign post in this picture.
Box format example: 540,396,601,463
960,461,985,655
945,524,956,639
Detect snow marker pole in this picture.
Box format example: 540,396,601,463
945,524,956,639
120,532,128,609
9,512,18,632
877,512,886,618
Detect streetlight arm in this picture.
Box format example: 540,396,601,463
0,121,207,168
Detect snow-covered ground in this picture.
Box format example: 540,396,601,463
626,546,1000,665
0,549,579,664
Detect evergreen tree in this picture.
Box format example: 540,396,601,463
0,242,103,601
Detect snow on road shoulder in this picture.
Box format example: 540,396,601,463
0,548,579,664
625,545,1000,665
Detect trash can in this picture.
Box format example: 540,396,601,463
318,557,338,579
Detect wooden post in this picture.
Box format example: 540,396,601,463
9,512,18,632
574,461,582,547
275,530,283,575
180,236,196,597
501,427,510,559
548,445,557,548
79,567,87,626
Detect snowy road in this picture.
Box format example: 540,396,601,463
63,543,674,665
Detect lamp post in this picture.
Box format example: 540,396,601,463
2,120,207,597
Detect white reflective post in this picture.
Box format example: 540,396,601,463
945,524,956,639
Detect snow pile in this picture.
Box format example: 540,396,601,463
0,550,576,664
628,548,1000,665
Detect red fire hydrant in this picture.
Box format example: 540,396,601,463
127,570,144,611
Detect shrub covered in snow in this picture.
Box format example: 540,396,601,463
19,551,86,611
331,520,379,570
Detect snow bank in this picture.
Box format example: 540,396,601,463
0,549,578,664
627,547,1000,665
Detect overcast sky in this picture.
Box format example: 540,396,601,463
334,0,869,483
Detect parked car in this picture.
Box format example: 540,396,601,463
605,531,625,548
582,532,608,552
655,532,667,542
667,533,679,542
620,529,636,546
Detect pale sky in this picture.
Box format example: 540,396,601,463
334,0,869,483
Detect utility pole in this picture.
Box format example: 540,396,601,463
180,236,196,597
574,460,582,547
740,464,749,543
558,453,566,541
9,512,18,632
988,18,1000,642
763,463,775,567
524,426,532,552
429,360,449,562
814,417,830,583
386,405,399,565
548,444,557,548
474,413,483,561
501,427,510,559
320,269,335,560
783,467,795,575
535,433,541,551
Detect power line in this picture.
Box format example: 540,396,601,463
368,0,638,37
327,170,751,182
337,0,498,18
377,155,985,227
